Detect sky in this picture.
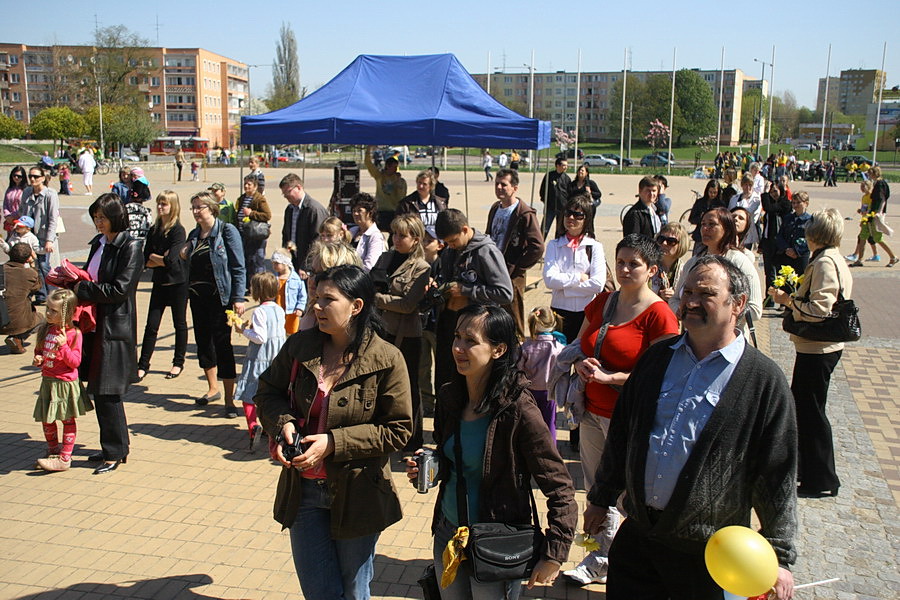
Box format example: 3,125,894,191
1,0,897,110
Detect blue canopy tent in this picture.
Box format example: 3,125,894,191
239,53,551,149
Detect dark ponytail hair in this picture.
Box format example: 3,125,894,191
453,304,525,415
315,264,384,360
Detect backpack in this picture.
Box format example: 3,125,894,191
585,244,617,293
125,202,152,242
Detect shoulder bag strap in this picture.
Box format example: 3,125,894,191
453,420,469,527
593,292,619,361
792,255,845,318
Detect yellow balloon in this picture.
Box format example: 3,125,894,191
705,526,779,597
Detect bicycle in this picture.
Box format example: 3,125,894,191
95,159,112,175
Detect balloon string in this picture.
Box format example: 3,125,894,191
794,577,840,590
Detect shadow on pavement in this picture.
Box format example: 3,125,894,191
10,574,228,599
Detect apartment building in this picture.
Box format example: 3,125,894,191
0,43,248,148
472,68,763,146
837,69,886,116
816,76,840,114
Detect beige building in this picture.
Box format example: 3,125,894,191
837,69,886,116
816,76,840,114
0,43,247,148
472,68,762,146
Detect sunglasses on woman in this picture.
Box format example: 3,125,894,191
656,235,678,245
565,210,586,220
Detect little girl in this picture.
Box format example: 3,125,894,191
517,306,565,441
234,272,286,450
318,216,351,244
33,289,93,472
271,248,306,334
190,160,200,181
58,164,71,195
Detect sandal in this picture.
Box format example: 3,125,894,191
165,366,183,380
889,257,899,268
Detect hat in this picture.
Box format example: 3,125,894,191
130,167,145,179
208,182,226,192
14,215,34,229
424,225,438,240
271,250,293,268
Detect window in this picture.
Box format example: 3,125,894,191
9,73,19,84
555,101,562,108
566,101,576,108
555,88,563,96
14,110,23,120
503,89,512,97
567,75,576,83
167,94,195,104
129,76,138,85
151,94,161,104
515,89,524,96
555,75,563,82
151,77,160,87
535,88,542,96
166,76,196,86
9,54,18,65
12,92,21,102
566,88,576,96
504,76,512,83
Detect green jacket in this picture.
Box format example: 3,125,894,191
255,328,413,538
218,201,237,226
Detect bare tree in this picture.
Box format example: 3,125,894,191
267,22,304,111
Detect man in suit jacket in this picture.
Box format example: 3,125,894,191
582,255,797,600
622,176,661,238
279,173,329,274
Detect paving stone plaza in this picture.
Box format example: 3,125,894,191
0,164,897,599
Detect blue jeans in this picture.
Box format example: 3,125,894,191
35,252,50,302
432,514,522,600
289,478,380,600
243,237,267,278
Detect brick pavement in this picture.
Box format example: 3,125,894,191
1,169,898,599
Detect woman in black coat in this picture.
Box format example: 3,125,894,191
75,193,143,474
688,178,726,254
567,164,602,211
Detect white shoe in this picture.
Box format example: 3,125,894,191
563,561,608,585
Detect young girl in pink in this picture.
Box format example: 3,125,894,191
33,289,92,472
518,306,565,441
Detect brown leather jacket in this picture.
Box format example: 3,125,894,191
431,374,577,564
255,327,413,538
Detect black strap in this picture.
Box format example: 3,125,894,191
452,418,540,528
793,254,846,318
593,291,619,361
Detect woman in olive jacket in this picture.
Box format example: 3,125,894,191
408,304,577,597
75,194,143,474
372,214,431,451
234,174,272,277
255,264,412,600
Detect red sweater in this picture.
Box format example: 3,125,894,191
35,326,82,382
580,292,679,417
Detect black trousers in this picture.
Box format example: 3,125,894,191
759,239,780,293
553,307,585,345
607,518,722,600
138,282,188,370
791,350,842,491
189,286,237,379
385,333,423,451
94,394,129,461
434,308,459,394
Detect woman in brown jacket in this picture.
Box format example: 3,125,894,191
407,304,577,598
235,174,271,277
372,214,431,450
255,264,412,600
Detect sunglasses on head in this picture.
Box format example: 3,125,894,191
656,235,678,245
565,209,586,220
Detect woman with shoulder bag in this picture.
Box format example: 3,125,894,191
235,174,272,277
406,304,577,599
769,208,852,498
255,264,413,600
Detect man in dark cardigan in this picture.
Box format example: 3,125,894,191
584,255,797,600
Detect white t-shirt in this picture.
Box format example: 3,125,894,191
490,201,518,249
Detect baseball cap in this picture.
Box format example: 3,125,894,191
424,225,437,240
14,215,34,229
208,182,226,192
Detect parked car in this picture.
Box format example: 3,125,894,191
583,154,617,167
414,147,428,158
794,143,816,151
605,153,633,167
109,151,140,162
640,154,675,167
556,148,585,160
841,155,871,167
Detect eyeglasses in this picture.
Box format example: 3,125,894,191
12,174,23,178
656,235,678,245
565,210,586,220
190,205,209,212
28,174,43,180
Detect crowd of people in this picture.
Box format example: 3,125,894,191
2,145,887,599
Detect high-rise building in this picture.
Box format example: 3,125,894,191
816,76,840,114
472,68,762,146
0,43,248,148
837,69,886,116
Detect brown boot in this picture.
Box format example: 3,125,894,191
36,456,71,472
5,337,25,354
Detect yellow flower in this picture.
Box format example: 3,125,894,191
778,265,795,277
773,276,786,288
242,216,251,223
796,274,805,286
574,533,601,552
787,272,799,285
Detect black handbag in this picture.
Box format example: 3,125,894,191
453,421,544,583
417,563,442,600
782,256,861,343
243,219,271,243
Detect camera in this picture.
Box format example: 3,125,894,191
279,435,311,462
419,281,453,312
415,449,439,494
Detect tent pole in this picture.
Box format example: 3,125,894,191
302,145,306,182
463,148,469,216
541,146,551,234
529,149,538,207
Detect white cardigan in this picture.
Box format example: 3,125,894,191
542,236,606,312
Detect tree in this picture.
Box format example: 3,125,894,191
266,22,305,111
672,69,716,144
739,88,765,143
29,107,88,147
646,119,670,151
84,104,162,151
0,114,26,139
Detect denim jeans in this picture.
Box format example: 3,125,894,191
289,478,379,600
432,514,522,600
35,252,50,302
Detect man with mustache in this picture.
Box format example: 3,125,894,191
581,254,798,600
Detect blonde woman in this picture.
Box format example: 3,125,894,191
651,222,690,311
298,240,362,332
138,191,188,381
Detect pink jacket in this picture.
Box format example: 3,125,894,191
518,333,565,391
36,326,82,382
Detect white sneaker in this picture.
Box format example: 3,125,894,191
563,561,608,585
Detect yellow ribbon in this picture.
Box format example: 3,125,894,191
440,526,469,589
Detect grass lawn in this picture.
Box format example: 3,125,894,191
0,143,56,164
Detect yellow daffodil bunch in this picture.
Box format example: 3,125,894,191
574,532,601,552
772,265,804,295
860,211,876,225
224,309,244,328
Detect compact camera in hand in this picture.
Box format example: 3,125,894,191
279,435,311,462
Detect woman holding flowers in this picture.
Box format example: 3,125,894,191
769,208,851,498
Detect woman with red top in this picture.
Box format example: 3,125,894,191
562,234,679,587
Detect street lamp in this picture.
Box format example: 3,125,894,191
240,63,284,179
90,56,104,155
